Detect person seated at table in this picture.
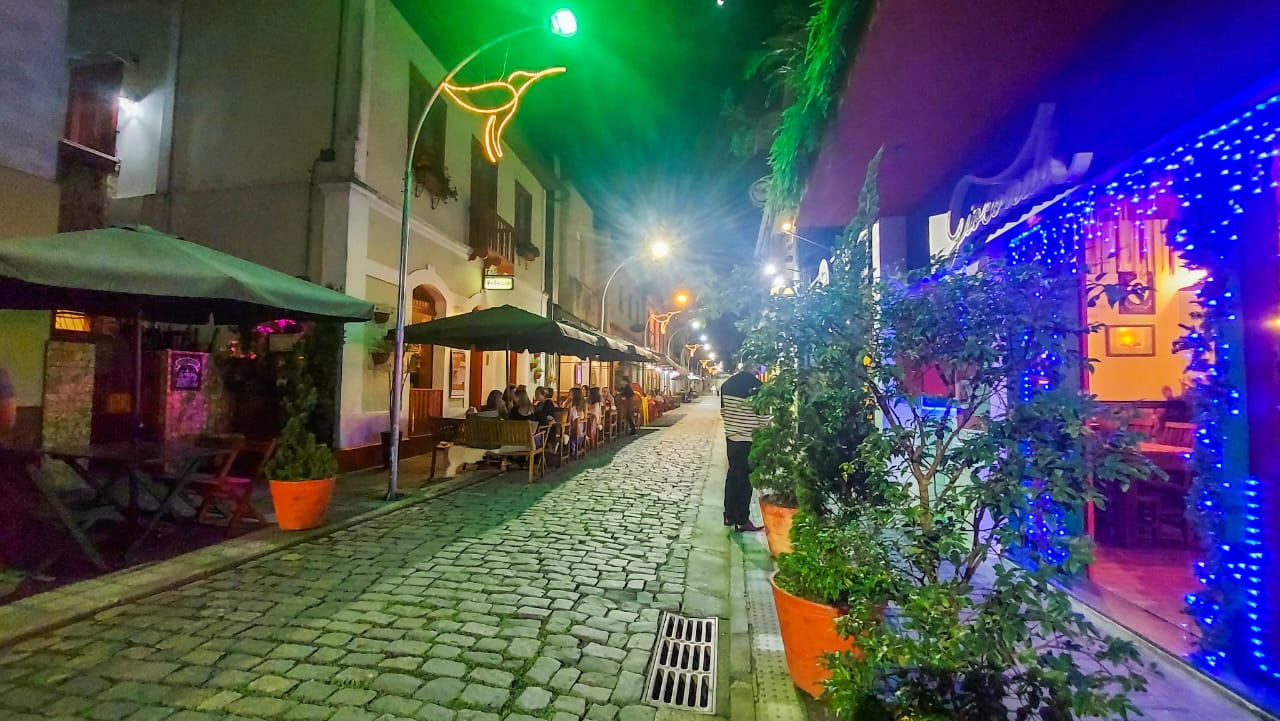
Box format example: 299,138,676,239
601,386,614,411
567,387,589,452
588,387,603,444
1156,385,1192,432
531,387,559,424
508,389,539,422
469,390,507,418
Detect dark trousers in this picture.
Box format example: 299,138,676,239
724,439,753,525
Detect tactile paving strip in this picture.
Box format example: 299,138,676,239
743,504,807,721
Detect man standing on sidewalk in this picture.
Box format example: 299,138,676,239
720,367,767,532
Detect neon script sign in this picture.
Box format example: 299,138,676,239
443,67,567,163
947,104,1092,247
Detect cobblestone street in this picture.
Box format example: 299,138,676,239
0,405,720,721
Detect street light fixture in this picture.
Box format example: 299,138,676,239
387,8,577,500
600,237,672,333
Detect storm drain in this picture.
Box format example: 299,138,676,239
644,611,719,714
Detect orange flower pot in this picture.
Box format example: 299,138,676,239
759,496,796,556
269,477,335,531
770,575,857,698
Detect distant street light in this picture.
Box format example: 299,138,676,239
762,262,777,276
690,319,702,330
387,8,577,500
600,237,673,332
700,334,708,342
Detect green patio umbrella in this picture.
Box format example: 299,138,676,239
0,225,373,324
400,305,629,359
0,225,374,438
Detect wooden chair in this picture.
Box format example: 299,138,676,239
1160,422,1195,447
192,439,275,534
549,410,571,467
568,415,587,459
598,410,613,445
1128,418,1155,439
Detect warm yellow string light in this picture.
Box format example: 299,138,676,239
442,67,567,163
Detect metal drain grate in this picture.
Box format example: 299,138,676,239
644,611,719,714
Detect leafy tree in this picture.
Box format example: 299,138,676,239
819,252,1156,719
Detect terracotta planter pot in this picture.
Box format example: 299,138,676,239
269,477,335,531
759,496,796,556
370,351,391,366
771,575,857,698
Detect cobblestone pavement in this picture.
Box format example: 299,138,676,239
0,405,717,721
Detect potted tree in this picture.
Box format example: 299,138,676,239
265,347,339,531
746,158,881,694
815,252,1155,719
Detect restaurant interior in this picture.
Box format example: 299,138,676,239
1078,199,1204,652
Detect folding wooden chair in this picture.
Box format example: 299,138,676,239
192,439,276,534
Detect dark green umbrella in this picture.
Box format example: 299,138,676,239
0,225,373,438
401,305,629,359
0,225,373,323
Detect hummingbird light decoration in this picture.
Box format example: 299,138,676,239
442,67,567,163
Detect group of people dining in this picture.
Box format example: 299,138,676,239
465,375,670,456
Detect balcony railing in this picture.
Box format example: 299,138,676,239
468,205,514,266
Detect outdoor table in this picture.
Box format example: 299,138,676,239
0,441,227,570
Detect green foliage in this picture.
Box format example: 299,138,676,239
264,340,338,482
305,321,343,446
775,513,895,608
741,152,882,515
765,0,875,215
739,154,1154,717
813,255,1155,719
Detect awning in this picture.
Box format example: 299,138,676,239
401,305,618,358
0,225,373,323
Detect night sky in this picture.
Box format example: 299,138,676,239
403,0,780,358
407,0,774,259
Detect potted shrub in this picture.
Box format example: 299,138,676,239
770,513,889,697
742,158,881,555
815,252,1155,719
515,241,541,262
265,349,339,531
368,332,392,366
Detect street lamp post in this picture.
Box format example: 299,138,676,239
599,239,669,334
387,9,577,500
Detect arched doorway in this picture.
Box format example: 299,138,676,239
408,285,445,436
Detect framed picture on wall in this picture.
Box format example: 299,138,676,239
450,351,466,399
1105,325,1156,357
1117,270,1156,314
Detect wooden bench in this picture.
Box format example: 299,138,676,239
461,418,547,482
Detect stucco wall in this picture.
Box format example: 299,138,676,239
0,0,66,182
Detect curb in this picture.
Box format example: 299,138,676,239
0,469,498,649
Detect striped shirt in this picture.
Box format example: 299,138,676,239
720,372,769,441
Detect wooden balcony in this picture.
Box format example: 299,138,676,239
468,205,515,267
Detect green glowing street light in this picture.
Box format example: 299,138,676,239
550,8,578,36
387,7,577,500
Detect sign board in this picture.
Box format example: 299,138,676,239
483,275,515,291
947,104,1092,251
169,352,204,391
483,266,515,291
